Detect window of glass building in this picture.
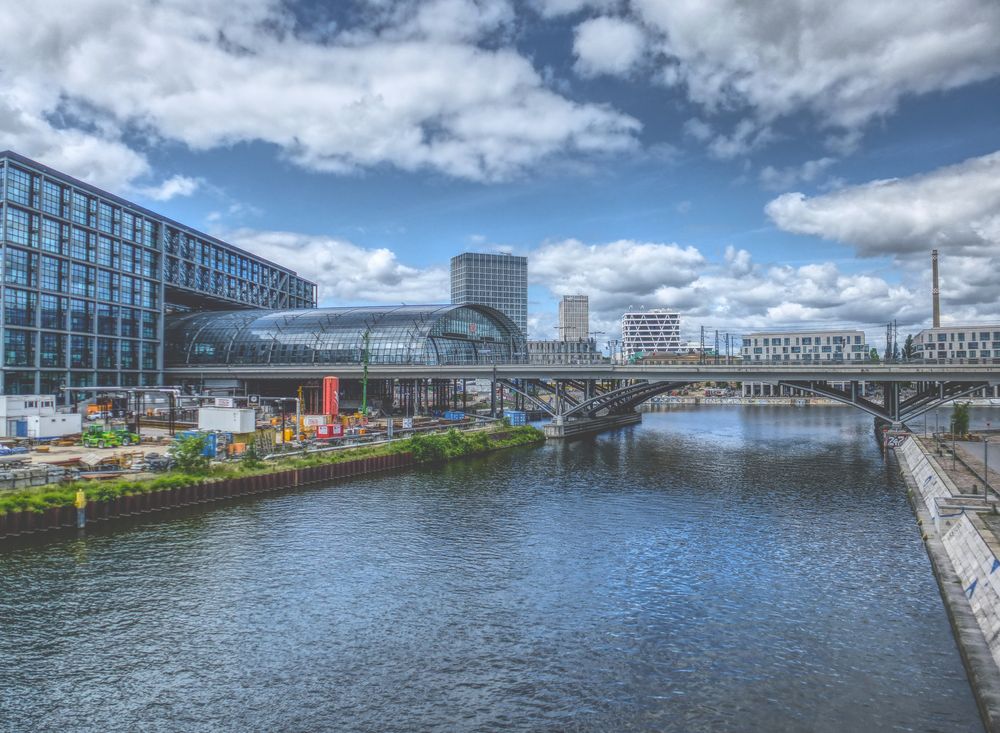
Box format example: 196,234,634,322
4,288,37,327
5,248,38,287
40,295,66,330
40,255,66,292
6,166,34,207
4,330,35,367
39,333,65,368
70,335,92,369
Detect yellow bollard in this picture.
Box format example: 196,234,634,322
74,489,87,529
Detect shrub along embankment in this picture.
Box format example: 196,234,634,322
0,426,544,539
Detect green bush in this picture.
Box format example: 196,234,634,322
173,435,211,474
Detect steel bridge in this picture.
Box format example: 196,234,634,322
166,363,1000,427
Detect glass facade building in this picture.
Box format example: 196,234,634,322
450,252,527,335
165,304,527,367
0,151,315,397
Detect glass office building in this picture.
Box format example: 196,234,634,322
0,151,315,398
165,304,527,367
450,252,527,335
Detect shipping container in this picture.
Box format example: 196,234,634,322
316,424,344,440
26,413,82,438
503,410,527,426
197,407,256,433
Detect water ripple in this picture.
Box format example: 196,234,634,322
0,407,982,732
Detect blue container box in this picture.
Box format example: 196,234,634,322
503,410,526,426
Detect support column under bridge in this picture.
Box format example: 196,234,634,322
499,378,686,439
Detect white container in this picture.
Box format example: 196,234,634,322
26,413,82,438
198,407,256,433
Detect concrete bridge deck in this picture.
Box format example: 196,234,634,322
166,363,1000,384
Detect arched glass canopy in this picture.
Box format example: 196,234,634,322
164,304,527,366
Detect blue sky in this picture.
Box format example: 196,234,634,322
4,0,999,345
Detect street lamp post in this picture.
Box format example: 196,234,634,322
952,418,957,471
984,435,991,502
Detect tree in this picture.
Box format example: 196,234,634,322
902,334,916,361
952,402,971,437
869,347,880,363
172,434,210,474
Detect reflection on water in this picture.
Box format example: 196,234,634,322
0,407,982,732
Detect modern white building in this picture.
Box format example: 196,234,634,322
558,295,589,341
741,329,870,363
913,325,1000,362
621,309,681,358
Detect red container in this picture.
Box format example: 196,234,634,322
316,424,344,440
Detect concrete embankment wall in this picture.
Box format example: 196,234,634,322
896,436,1000,731
0,452,414,542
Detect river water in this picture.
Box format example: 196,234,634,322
0,407,982,732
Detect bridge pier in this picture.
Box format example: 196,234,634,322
543,412,642,439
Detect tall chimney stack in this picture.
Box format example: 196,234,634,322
932,249,940,328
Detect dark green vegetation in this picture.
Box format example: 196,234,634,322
0,426,544,515
951,401,972,437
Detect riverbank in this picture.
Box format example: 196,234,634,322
647,396,848,407
895,434,1000,732
0,425,544,542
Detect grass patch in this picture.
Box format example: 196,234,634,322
0,425,544,515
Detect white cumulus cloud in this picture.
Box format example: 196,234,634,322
224,229,448,305
137,175,203,202
573,16,648,77
765,150,1000,257
0,0,640,188
598,0,1000,155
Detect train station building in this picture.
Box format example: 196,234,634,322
0,151,316,402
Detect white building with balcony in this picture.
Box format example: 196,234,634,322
621,309,681,359
913,325,1000,362
741,329,869,363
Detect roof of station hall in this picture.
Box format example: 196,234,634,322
164,304,528,366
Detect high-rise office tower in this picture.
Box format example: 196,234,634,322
450,252,527,334
558,295,588,341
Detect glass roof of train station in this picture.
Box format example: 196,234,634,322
165,304,527,366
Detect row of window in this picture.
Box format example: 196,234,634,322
164,259,312,307
4,250,160,307
748,335,864,346
3,330,157,369
918,341,1000,351
2,161,316,309
164,230,309,289
4,208,160,276
747,353,867,361
923,331,1000,342
3,289,158,335
746,344,868,354
5,164,157,244
924,350,996,358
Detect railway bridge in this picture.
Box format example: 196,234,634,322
165,363,1000,437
